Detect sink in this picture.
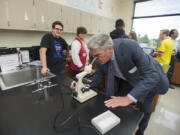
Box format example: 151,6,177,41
0,66,56,91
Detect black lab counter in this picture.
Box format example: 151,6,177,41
0,75,143,135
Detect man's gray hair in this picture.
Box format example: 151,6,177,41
87,34,113,50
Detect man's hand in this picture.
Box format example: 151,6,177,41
41,67,50,76
104,96,134,108
70,81,76,90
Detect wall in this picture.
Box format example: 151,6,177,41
0,29,46,47
0,29,92,47
117,0,134,33
0,0,134,48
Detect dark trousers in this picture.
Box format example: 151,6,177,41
167,55,176,82
135,112,151,135
135,92,154,135
115,79,153,135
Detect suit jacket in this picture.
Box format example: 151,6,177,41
90,38,169,104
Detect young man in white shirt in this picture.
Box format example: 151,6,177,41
70,27,89,76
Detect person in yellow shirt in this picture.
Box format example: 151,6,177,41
155,29,173,71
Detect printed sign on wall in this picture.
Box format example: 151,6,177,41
67,0,96,13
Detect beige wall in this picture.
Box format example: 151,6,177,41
117,0,134,34
0,29,46,47
0,29,92,47
0,0,134,48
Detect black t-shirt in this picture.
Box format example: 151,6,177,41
40,33,68,74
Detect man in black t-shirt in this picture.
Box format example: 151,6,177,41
40,21,68,76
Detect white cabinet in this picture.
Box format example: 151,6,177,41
80,12,92,34
47,1,62,30
34,0,48,31
72,8,81,33
99,17,114,34
109,19,115,33
0,0,115,34
99,17,106,33
6,0,34,30
91,15,100,34
106,18,113,34
61,5,73,33
0,0,8,28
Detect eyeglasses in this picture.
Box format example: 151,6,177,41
54,28,63,31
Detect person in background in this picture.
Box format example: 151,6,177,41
167,29,179,88
110,19,128,39
70,27,89,76
155,29,173,72
129,31,138,42
71,34,169,135
169,29,179,55
40,21,68,76
110,19,129,98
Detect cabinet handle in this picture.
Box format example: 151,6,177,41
33,0,35,6
8,21,10,26
32,23,36,28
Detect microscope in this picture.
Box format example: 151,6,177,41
72,57,97,103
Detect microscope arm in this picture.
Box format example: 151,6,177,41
75,68,91,94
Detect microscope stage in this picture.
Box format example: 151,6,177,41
72,89,97,103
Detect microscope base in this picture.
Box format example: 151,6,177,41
73,89,97,103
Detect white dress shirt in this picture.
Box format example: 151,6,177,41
171,39,179,54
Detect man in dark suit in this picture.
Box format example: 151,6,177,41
71,34,169,135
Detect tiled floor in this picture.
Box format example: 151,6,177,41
145,86,180,135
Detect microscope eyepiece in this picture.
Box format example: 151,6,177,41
90,57,97,65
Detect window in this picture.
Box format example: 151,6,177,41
132,0,180,49
135,0,180,17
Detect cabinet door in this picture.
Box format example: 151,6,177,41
48,1,62,30
91,15,100,34
7,0,34,30
0,0,8,28
109,19,115,33
99,17,106,33
34,0,48,31
80,12,92,34
106,18,113,34
61,6,73,33
105,18,111,34
100,17,112,34
72,8,81,33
